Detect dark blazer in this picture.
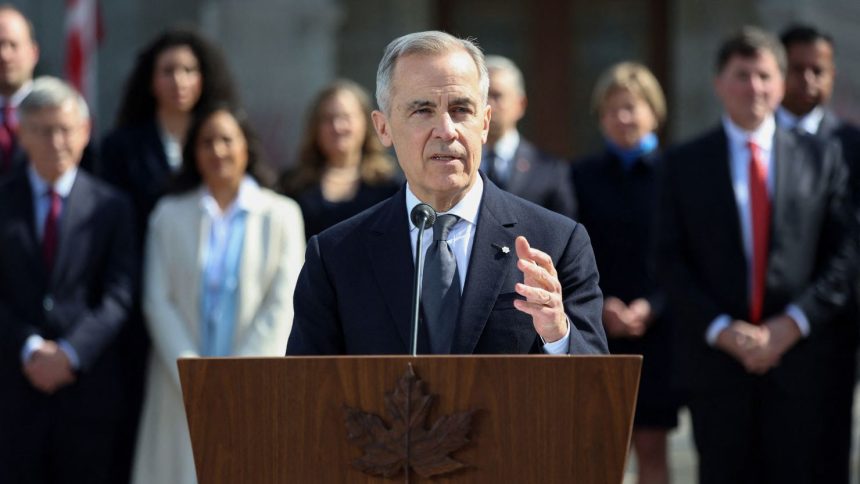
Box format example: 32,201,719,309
0,144,25,181
797,109,860,484
293,180,400,239
98,120,173,244
491,138,577,219
573,150,679,420
819,109,860,201
286,174,607,355
0,169,135,417
656,124,857,393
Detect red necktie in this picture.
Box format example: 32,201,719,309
0,103,15,173
43,189,61,272
748,140,770,323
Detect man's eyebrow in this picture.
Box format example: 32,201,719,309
449,97,477,107
404,100,435,111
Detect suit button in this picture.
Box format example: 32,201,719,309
43,295,54,312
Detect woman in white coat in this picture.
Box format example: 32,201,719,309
132,105,305,484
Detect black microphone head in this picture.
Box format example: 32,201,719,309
410,203,437,230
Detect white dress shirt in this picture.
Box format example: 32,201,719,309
705,116,810,345
776,105,825,135
405,176,570,353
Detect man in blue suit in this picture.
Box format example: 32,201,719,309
0,77,135,484
287,31,607,356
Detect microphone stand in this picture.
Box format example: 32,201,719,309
409,204,435,356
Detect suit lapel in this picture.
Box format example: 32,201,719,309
51,173,94,287
366,188,415,351
504,140,533,195
711,129,745,262
816,109,840,140
8,175,44,281
770,128,794,269
453,179,516,354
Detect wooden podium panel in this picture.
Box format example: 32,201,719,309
179,355,641,483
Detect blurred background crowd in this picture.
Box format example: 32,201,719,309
2,1,860,484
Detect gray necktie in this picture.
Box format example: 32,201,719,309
422,214,461,354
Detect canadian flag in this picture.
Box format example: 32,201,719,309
65,0,103,112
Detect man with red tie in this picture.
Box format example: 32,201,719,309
0,76,135,484
656,27,857,484
0,5,38,178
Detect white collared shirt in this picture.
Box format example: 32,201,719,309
776,105,825,135
705,116,810,344
404,176,570,353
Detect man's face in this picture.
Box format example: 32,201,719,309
372,50,490,210
487,69,525,140
0,10,38,97
714,50,784,131
783,40,835,116
18,101,90,183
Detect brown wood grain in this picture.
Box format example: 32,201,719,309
179,355,641,483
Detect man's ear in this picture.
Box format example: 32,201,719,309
481,104,491,143
371,110,393,147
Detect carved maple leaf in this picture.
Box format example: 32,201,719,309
344,364,476,480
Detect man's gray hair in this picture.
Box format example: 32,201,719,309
485,55,525,96
19,76,90,124
375,30,489,114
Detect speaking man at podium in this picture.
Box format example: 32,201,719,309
287,31,607,356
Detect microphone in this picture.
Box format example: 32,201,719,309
409,203,436,356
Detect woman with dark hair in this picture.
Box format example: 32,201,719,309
572,62,679,484
99,27,239,239
133,106,304,484
280,79,399,238
95,28,240,483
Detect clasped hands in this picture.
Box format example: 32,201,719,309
512,236,568,344
24,340,76,394
603,297,652,338
715,314,802,375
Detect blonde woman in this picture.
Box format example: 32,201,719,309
572,62,679,484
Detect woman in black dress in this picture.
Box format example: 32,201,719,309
572,62,679,484
280,79,399,239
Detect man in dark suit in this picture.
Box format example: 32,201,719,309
0,5,38,179
481,55,576,218
0,77,135,484
287,31,607,356
656,27,857,484
776,24,860,484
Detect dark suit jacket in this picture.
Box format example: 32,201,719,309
292,180,401,239
819,109,860,201
491,138,577,218
98,120,173,245
0,168,136,420
656,124,857,393
0,144,25,181
573,150,679,411
286,174,607,355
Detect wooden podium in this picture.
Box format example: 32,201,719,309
179,355,641,483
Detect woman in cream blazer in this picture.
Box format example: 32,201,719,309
132,106,305,484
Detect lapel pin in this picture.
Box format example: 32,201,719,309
491,243,510,255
